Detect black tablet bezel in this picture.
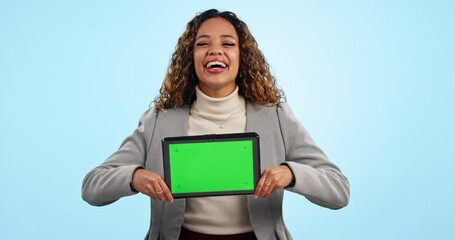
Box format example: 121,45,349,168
161,132,260,198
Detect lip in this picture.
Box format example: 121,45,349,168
204,58,228,67
203,58,228,67
205,67,226,74
203,58,228,74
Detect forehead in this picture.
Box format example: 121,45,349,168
196,17,238,38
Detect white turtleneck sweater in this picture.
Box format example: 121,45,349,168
182,85,253,234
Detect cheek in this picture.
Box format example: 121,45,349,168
193,51,201,64
193,52,203,71
230,51,240,69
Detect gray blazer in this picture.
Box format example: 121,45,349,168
82,102,350,240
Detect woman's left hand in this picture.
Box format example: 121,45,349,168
254,165,295,198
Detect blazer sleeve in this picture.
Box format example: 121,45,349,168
277,103,350,209
81,108,157,206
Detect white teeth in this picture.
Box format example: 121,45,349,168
206,61,226,68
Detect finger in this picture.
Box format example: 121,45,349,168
255,174,268,197
263,184,281,198
152,180,167,202
260,179,274,198
265,173,290,197
147,185,160,199
142,181,160,200
262,169,275,194
158,179,173,203
262,171,281,197
257,179,271,198
264,180,276,196
144,184,159,199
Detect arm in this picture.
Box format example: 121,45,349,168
81,109,157,206
277,103,350,209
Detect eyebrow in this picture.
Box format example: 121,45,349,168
196,34,237,41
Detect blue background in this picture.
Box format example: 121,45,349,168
1,0,454,239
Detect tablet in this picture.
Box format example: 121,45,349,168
162,132,260,198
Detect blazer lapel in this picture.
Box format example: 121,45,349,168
246,102,279,239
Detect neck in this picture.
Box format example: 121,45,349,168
192,85,244,117
198,84,236,98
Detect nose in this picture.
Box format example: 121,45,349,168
208,46,222,55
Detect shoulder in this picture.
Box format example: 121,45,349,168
140,107,158,120
246,101,294,116
277,102,291,111
246,101,280,112
137,105,189,134
276,102,296,120
141,105,190,120
141,105,189,127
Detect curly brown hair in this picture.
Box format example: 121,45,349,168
154,9,284,111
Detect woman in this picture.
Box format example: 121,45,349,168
82,9,350,240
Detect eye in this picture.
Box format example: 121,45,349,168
222,42,236,47
196,42,209,47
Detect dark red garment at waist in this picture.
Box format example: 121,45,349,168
179,227,257,240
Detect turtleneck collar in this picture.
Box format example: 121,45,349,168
192,85,245,116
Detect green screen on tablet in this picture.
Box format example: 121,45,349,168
162,132,260,198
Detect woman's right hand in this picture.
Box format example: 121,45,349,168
131,168,174,203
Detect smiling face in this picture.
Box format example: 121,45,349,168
193,17,240,98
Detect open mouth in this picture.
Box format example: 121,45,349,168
205,61,227,69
